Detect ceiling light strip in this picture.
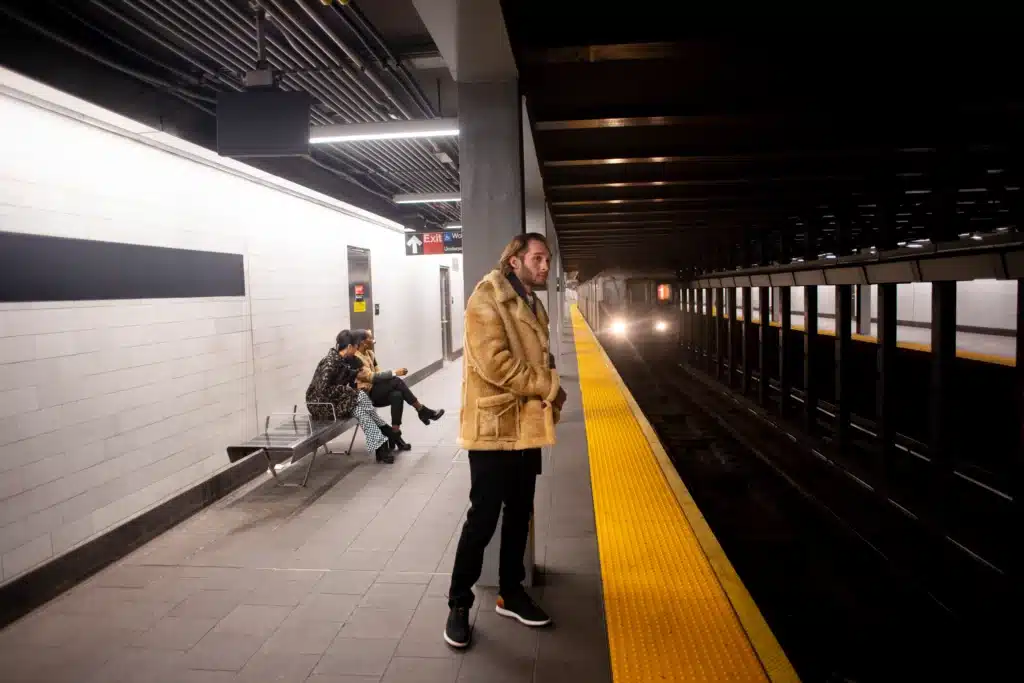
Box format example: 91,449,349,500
311,117,459,144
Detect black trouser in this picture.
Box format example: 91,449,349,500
368,376,417,426
448,449,539,608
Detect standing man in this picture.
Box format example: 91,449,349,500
444,233,567,649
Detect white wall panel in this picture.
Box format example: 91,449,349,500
0,72,463,584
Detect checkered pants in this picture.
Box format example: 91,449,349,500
353,390,388,452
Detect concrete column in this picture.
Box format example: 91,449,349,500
458,80,523,301
856,284,872,335
453,0,534,588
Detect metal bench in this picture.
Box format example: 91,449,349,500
226,403,362,487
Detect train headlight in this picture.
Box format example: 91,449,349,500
610,319,627,336
654,319,668,333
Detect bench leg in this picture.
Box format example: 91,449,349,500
299,446,319,488
264,450,282,485
344,424,360,455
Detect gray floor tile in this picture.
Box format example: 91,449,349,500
130,616,218,650
212,603,293,638
260,619,342,655
169,589,252,620
236,651,319,682
315,637,398,677
338,607,414,639
374,571,432,584
359,582,426,610
315,570,380,595
381,656,460,683
425,574,451,598
181,631,265,671
288,592,361,623
3,356,612,683
330,549,395,571
83,647,186,683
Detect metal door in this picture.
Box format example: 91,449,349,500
347,246,373,334
440,266,454,360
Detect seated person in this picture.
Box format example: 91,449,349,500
305,330,398,464
352,329,444,451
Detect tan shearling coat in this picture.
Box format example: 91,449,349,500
458,269,561,451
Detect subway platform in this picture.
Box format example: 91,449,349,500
0,309,795,683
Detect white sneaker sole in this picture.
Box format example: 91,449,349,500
443,630,469,648
495,605,552,627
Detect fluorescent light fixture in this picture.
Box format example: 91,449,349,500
310,117,459,144
445,224,462,230
393,192,461,204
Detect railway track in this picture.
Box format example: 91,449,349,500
603,340,1007,683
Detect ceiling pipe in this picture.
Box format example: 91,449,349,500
90,0,238,89
100,0,459,222
176,0,453,217
260,3,459,213
329,2,436,118
289,0,460,185
0,4,217,113
330,2,459,174
259,4,449,182
61,4,210,90
152,0,440,210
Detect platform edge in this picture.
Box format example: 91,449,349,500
570,305,801,683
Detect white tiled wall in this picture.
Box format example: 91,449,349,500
0,71,464,584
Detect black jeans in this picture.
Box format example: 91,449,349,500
368,376,417,426
448,449,540,608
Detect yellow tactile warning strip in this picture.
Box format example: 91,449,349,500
571,305,800,683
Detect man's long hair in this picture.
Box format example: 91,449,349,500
497,232,549,275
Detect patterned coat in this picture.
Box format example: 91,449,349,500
457,269,561,451
305,347,358,422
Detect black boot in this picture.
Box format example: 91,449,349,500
379,425,410,453
417,406,445,426
375,442,395,464
391,429,412,451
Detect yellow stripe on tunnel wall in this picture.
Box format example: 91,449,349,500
571,305,800,683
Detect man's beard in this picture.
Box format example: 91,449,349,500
518,266,547,288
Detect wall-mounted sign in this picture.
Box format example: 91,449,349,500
354,301,366,313
405,229,463,255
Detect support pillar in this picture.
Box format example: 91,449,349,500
804,285,819,434
453,0,533,586
458,80,524,301
836,285,853,451
856,284,872,335
779,287,792,418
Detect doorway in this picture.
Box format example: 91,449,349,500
440,266,454,360
347,246,373,334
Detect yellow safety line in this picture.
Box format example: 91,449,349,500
571,305,800,683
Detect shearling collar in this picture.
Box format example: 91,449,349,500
482,269,519,304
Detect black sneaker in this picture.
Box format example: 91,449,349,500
495,590,551,627
444,607,471,648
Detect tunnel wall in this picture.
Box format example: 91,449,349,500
0,70,464,585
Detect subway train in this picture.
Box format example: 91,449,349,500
577,270,1018,365
575,268,682,344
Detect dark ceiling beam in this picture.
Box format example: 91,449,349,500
547,175,865,191
521,42,684,65
543,149,893,168
536,116,694,131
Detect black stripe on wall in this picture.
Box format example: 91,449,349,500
0,231,245,302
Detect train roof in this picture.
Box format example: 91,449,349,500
582,267,679,283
